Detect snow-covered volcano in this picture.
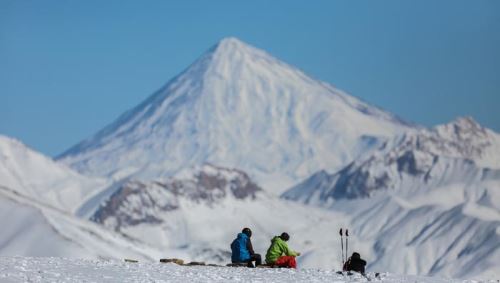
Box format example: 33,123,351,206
57,37,414,192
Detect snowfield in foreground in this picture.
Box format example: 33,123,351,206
0,257,495,283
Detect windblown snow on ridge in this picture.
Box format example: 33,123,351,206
283,117,500,202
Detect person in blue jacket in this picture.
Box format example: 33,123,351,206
231,227,262,267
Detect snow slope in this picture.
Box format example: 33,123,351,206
282,118,500,279
79,158,500,280
3,257,490,283
0,136,180,261
83,164,351,270
0,185,162,261
0,135,108,213
57,37,414,193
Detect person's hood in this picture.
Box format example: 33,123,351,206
238,233,248,240
271,236,281,243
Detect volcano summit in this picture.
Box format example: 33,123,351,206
57,37,413,192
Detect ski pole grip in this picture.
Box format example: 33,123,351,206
346,229,349,236
339,228,343,236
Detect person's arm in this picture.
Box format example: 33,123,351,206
247,238,255,255
280,241,298,257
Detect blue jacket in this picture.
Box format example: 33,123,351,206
231,233,251,262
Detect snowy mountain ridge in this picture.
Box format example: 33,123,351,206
0,137,169,260
281,117,500,279
426,116,500,168
0,184,162,261
57,37,414,193
283,117,500,202
0,135,109,213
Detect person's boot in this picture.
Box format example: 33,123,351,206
255,255,262,267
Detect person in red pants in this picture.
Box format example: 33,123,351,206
265,232,301,268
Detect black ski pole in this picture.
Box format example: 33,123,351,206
339,228,344,269
346,229,349,263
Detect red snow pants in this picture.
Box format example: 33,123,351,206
275,256,297,268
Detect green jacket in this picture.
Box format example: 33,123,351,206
265,236,298,264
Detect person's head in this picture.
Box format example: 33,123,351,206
352,252,360,259
280,232,290,241
242,227,252,238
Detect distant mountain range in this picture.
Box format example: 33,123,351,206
283,116,500,202
282,117,500,278
1,38,499,280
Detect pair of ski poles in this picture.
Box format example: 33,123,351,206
339,228,348,270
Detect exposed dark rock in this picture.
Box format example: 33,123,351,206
397,151,425,176
91,164,262,230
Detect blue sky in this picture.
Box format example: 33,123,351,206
1,0,499,157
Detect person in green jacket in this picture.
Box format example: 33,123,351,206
265,232,301,268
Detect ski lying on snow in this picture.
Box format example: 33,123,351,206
157,258,277,268
335,271,382,281
159,258,223,267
